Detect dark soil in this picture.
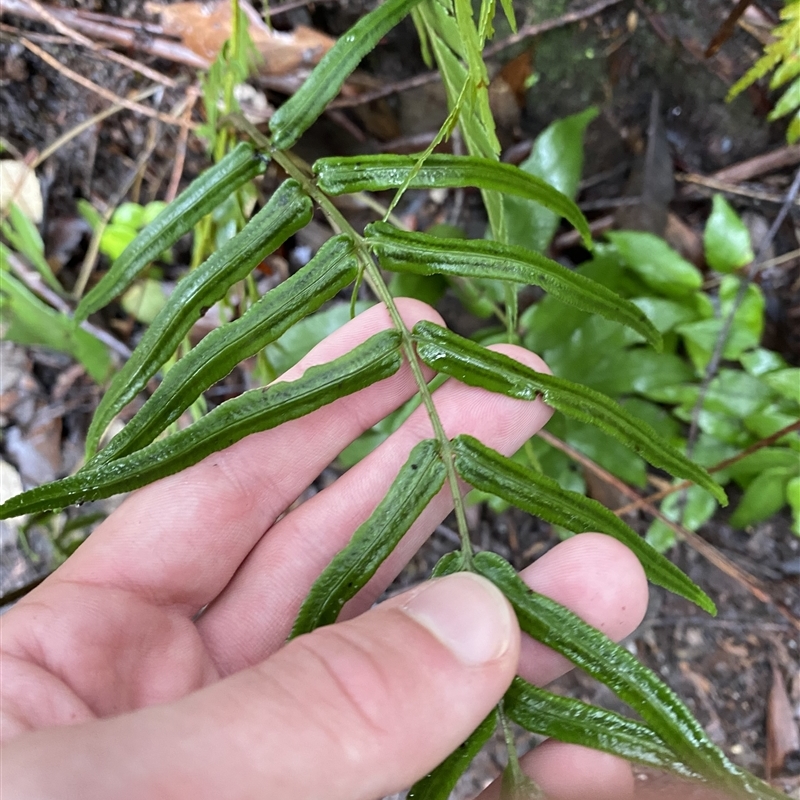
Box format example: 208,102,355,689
0,0,798,797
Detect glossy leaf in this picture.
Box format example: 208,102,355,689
85,180,313,458
505,107,598,254
315,154,592,247
290,438,446,637
92,236,358,464
75,142,265,322
412,321,727,504
504,677,699,779
473,552,777,797
608,231,702,298
451,434,715,613
704,195,754,273
730,467,793,529
269,0,424,150
0,330,402,519
366,222,660,348
764,368,800,403
407,711,497,800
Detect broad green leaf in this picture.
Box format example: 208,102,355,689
85,180,313,458
366,222,660,348
265,300,373,377
389,271,448,306
472,552,777,797
0,330,402,519
677,317,760,373
701,370,773,418
504,107,598,254
631,296,702,334
269,0,424,150
504,677,700,779
787,476,800,535
315,154,592,248
704,195,754,273
0,269,112,383
120,279,167,325
290,438,446,637
407,710,497,799
728,448,799,485
645,520,676,554
559,417,647,487
75,142,265,322
92,236,358,464
452,434,714,612
745,404,800,445
764,368,800,403
730,467,794,529
607,231,702,298
740,348,787,376
661,484,718,532
412,321,727,504
112,202,145,229
672,409,749,447
100,224,138,262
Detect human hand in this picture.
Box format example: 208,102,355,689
0,300,649,800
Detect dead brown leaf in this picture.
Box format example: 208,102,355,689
145,0,334,74
767,659,800,779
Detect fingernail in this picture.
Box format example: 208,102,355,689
401,572,515,666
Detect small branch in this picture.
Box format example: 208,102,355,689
711,144,800,184
537,429,800,631
483,0,626,57
676,173,800,205
686,167,800,457
614,420,800,515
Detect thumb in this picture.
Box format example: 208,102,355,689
5,573,520,800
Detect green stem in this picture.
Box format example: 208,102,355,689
252,138,474,561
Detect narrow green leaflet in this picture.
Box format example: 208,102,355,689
91,236,358,464
473,552,779,798
704,195,754,273
412,321,727,505
314,154,592,248
290,439,446,637
85,180,313,458
366,222,660,348
269,0,424,150
75,142,265,322
451,434,715,613
504,678,700,780
406,711,497,800
0,330,401,519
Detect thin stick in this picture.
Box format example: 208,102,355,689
537,429,800,631
676,173,800,205
166,87,200,203
6,250,131,360
483,0,626,57
20,38,197,129
614,420,800,515
686,168,800,457
711,144,800,184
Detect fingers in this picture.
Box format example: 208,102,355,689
48,300,440,614
3,574,520,800
197,342,553,673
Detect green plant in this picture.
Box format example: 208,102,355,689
0,2,786,798
728,0,800,143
